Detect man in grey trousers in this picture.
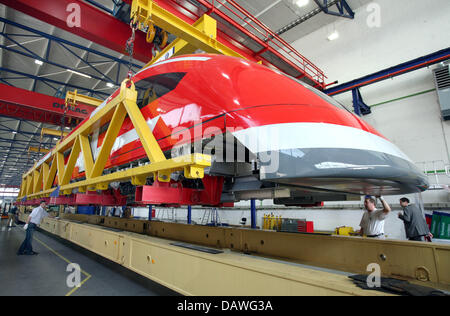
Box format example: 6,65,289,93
398,197,433,242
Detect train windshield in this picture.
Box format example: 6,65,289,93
134,72,186,108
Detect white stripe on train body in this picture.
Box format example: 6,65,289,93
232,122,412,162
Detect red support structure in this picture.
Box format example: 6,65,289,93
135,176,232,207
0,0,153,63
0,83,95,125
22,197,50,206
48,196,74,206
47,190,127,206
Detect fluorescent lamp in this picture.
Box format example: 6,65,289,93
35,59,43,65
106,82,114,88
327,31,339,41
295,0,309,7
66,69,92,78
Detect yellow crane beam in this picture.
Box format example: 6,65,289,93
65,90,103,108
28,147,50,153
131,0,245,63
41,128,68,139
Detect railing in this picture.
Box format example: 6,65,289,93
416,160,450,190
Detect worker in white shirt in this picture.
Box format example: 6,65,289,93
17,201,50,256
359,195,391,239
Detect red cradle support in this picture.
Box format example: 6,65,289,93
49,190,127,206
49,195,75,205
20,197,50,206
135,175,231,207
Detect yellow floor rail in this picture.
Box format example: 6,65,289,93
37,216,394,296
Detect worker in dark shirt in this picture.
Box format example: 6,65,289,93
7,205,18,228
398,197,432,242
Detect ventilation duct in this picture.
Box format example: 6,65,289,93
433,63,450,120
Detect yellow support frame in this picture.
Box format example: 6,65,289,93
18,79,211,201
19,0,246,201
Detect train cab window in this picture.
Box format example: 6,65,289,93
134,72,186,109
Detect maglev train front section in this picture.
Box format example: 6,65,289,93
75,54,428,205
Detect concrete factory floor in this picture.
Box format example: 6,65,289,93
0,219,178,296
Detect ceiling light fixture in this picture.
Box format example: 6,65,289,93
327,30,339,41
106,82,115,88
295,0,309,7
35,59,43,66
66,69,92,79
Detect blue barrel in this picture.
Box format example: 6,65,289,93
77,206,95,215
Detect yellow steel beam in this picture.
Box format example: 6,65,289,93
65,90,102,108
19,178,26,198
61,136,81,188
131,1,244,60
123,99,165,164
41,162,49,188
79,134,94,180
90,104,128,180
145,14,218,68
28,146,50,153
56,152,65,187
26,153,211,199
22,88,121,179
27,188,55,199
41,128,68,139
44,157,57,191
33,168,42,194
26,173,33,196
20,176,29,198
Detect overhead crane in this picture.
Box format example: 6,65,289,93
11,0,450,296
